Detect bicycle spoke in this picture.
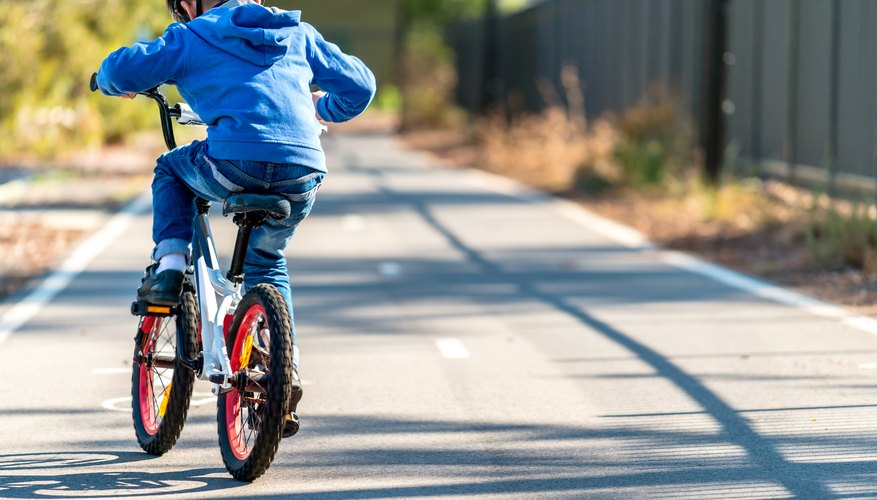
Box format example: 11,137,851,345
244,404,256,449
237,402,247,448
156,320,173,352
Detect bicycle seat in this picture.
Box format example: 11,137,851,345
223,194,292,220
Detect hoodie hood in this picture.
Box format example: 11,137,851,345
187,4,301,66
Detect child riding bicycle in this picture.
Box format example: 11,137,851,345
94,0,376,436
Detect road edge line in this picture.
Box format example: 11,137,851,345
435,338,471,359
465,168,877,336
0,190,151,345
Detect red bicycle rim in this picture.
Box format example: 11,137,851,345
138,317,159,435
225,305,267,461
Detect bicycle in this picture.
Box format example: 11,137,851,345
90,74,297,482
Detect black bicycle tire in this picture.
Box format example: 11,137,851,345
217,284,293,482
131,288,198,456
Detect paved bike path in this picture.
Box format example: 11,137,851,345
2,134,877,498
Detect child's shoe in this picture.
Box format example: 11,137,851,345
136,264,184,305
282,368,303,438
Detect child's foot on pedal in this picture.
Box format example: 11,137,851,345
282,368,303,438
136,264,184,305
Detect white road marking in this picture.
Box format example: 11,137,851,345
435,338,470,359
92,368,130,375
0,180,29,204
101,397,132,413
467,168,877,338
660,251,877,336
554,199,654,250
342,214,366,232
189,392,218,406
101,392,216,412
0,191,151,346
858,363,877,370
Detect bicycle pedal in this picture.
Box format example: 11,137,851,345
131,301,176,317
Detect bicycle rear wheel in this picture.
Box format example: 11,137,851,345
131,289,199,455
218,284,293,482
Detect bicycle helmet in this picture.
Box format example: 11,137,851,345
166,0,203,23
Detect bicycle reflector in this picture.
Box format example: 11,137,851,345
147,306,173,315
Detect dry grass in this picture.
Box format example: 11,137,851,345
0,222,83,298
401,73,877,313
475,67,623,193
476,107,609,192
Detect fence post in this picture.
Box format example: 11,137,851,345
701,0,729,185
827,0,841,194
785,1,799,184
481,0,500,114
750,0,764,162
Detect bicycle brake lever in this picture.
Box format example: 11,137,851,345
175,103,205,125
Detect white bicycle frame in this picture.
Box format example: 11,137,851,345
192,206,241,395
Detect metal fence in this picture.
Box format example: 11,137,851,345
451,0,877,192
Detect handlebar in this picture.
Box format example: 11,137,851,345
89,72,204,151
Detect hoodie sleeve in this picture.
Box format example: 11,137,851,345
304,23,377,123
96,25,188,96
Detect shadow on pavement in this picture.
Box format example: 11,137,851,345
0,451,153,470
342,163,849,498
17,144,877,497
274,413,877,498
0,452,242,498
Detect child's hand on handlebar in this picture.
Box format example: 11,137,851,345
120,93,137,99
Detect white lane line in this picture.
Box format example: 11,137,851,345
342,214,366,232
101,397,132,412
554,199,654,250
102,392,216,412
660,251,877,335
467,168,877,337
0,191,151,346
92,368,131,375
435,338,470,359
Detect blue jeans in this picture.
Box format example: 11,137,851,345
151,140,323,345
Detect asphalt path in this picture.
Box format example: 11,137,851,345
2,134,877,499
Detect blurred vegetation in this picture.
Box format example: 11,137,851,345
613,91,692,188
399,0,486,23
474,68,694,194
396,0,484,130
0,0,171,159
0,0,492,156
804,198,877,273
460,62,877,276
398,25,467,130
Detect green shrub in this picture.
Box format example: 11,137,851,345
0,1,170,159
805,200,877,272
398,25,466,130
613,94,693,188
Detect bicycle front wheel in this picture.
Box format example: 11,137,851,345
218,284,293,482
131,289,198,455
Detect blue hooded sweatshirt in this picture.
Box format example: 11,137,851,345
96,1,376,171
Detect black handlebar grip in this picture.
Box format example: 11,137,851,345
90,73,99,93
